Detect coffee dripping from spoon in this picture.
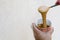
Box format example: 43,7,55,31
38,6,50,28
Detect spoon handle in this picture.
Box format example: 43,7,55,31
50,4,58,8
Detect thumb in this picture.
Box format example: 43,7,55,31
32,23,42,34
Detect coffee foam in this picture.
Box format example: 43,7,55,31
38,6,49,12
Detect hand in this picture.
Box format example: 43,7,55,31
56,0,60,5
32,23,54,40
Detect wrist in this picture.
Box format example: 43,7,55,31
43,38,51,40
36,38,51,40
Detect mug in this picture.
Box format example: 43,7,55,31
36,19,51,27
35,19,51,32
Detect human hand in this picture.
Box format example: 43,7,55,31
32,23,54,40
56,0,60,5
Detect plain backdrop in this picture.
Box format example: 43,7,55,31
0,0,60,40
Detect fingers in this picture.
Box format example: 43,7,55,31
32,23,44,35
32,23,54,35
40,28,48,32
32,23,40,34
48,27,54,35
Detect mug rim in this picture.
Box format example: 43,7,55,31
36,19,51,26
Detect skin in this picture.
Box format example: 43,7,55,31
32,23,54,40
56,0,60,5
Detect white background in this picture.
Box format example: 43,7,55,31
0,0,60,40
